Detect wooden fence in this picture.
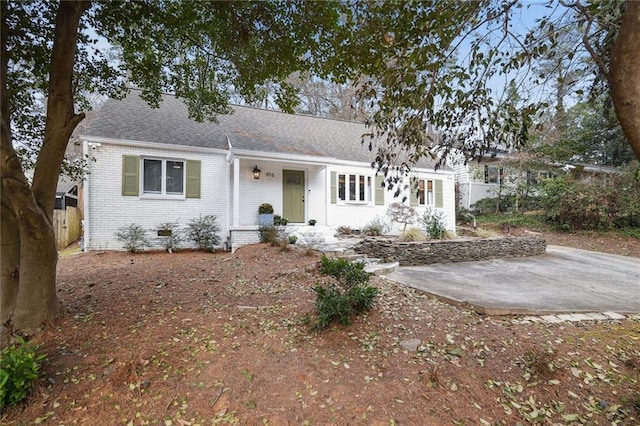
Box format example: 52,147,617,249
54,207,81,249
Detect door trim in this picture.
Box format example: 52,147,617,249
282,169,305,223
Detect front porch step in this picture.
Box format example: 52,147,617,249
318,247,398,276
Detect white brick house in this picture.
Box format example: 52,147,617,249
81,90,456,251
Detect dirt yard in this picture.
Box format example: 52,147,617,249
3,230,640,425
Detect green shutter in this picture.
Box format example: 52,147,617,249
122,155,139,196
375,175,385,206
409,178,419,207
330,172,337,204
185,160,201,199
435,179,443,208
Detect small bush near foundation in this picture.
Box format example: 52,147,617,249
362,215,390,236
157,221,183,252
0,337,46,409
273,215,289,226
115,223,149,253
186,215,221,251
314,256,378,329
259,225,280,245
336,226,354,235
420,207,448,239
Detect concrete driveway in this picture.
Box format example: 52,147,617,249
385,245,640,315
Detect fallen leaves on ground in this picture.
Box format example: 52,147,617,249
2,242,639,425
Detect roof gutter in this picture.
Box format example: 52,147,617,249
231,149,452,174
80,135,230,156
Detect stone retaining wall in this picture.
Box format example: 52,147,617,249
354,237,546,266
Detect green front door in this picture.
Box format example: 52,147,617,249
283,170,305,223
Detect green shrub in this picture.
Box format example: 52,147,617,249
456,207,475,225
0,337,46,409
313,284,353,328
346,283,379,313
501,213,545,228
362,215,390,236
156,221,183,252
623,228,640,239
288,235,298,244
536,171,640,230
615,162,640,228
114,223,149,253
319,256,371,285
470,197,501,215
419,208,448,239
314,256,378,329
258,224,280,244
313,282,379,329
186,215,221,251
308,219,317,226
470,196,520,215
273,215,289,226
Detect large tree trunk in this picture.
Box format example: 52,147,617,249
0,1,20,342
610,1,640,161
0,1,88,336
0,171,20,342
1,168,61,333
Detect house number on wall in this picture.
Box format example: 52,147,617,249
265,171,276,178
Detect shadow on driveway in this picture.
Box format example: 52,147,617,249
385,245,640,315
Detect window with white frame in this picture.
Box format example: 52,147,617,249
417,179,435,206
337,173,372,202
142,158,185,195
484,165,503,184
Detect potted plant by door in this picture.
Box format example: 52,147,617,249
258,203,274,225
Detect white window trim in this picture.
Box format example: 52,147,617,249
140,156,186,199
484,165,503,185
337,173,373,205
417,179,435,207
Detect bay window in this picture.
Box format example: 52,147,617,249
337,173,372,203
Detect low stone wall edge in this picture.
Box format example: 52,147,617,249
354,237,547,266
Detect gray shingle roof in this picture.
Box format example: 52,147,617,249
82,89,439,168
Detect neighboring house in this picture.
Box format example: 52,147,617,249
54,176,83,249
55,177,81,210
448,150,512,210
452,150,619,210
80,89,456,251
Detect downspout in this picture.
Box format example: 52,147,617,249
82,139,90,251
225,133,234,250
323,166,329,227
466,164,472,210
